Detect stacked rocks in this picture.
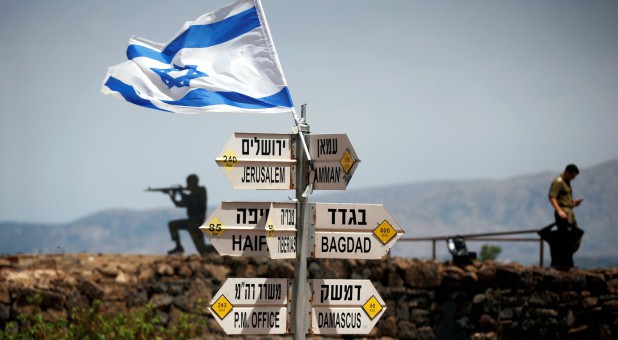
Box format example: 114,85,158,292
1,254,617,339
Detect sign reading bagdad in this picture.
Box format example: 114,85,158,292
201,202,404,260
310,203,405,259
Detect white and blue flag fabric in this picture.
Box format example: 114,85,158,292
101,0,294,114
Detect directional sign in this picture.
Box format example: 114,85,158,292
309,203,405,259
209,278,290,335
216,133,296,189
200,201,297,258
202,202,403,260
265,202,298,259
209,278,385,335
309,279,387,335
309,134,360,190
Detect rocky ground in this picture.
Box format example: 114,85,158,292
1,253,618,339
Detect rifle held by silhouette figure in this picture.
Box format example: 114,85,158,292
144,185,185,194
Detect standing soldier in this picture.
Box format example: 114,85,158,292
542,164,584,268
549,164,583,233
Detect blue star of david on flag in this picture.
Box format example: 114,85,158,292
151,65,208,89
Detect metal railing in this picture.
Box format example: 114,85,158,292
398,229,545,266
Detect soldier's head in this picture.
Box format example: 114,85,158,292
563,164,580,181
186,174,199,189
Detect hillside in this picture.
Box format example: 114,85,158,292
1,159,617,267
316,159,618,265
0,208,188,255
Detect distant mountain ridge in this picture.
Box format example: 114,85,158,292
0,208,190,255
314,158,618,265
2,159,617,267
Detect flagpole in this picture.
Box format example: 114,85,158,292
292,104,310,339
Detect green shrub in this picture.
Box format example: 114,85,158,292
1,295,209,340
479,244,502,261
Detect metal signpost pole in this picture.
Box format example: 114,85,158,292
204,104,394,335
292,105,309,340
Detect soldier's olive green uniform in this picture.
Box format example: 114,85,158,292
549,175,579,229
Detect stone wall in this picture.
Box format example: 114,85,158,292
1,253,617,339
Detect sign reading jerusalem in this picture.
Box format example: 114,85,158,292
216,133,296,189
216,133,359,191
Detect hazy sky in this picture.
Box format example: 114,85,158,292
1,1,617,223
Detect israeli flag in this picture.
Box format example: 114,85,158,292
101,0,294,114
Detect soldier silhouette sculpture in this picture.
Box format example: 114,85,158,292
147,174,210,255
